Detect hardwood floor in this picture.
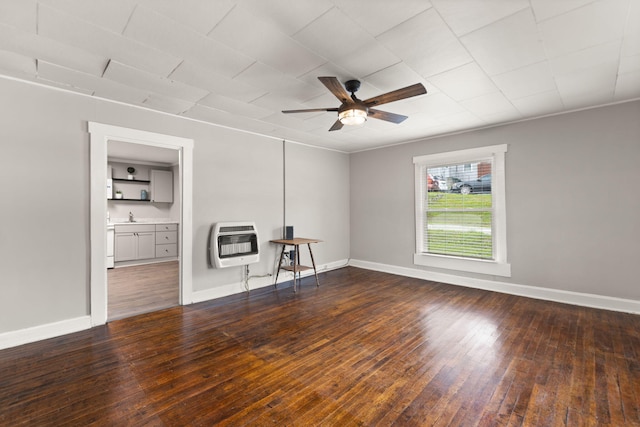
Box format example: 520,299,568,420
108,260,179,320
1,267,639,426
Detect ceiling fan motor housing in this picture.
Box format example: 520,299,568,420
344,79,361,94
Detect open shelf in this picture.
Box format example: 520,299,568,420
110,198,150,202
280,265,313,272
112,178,150,183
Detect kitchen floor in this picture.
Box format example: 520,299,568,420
107,260,179,321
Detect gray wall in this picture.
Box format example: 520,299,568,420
350,100,640,300
0,78,350,333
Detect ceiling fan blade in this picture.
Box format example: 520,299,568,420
282,108,338,114
329,120,344,131
368,108,408,124
318,77,351,103
364,83,427,107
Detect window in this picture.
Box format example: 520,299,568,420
413,145,510,277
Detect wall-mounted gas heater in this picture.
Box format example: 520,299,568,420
210,221,259,268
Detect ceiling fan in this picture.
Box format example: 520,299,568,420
282,76,427,131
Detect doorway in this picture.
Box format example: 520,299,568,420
106,141,181,320
89,122,194,326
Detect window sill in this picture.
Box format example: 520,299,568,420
414,253,511,277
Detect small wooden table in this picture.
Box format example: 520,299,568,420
270,238,322,292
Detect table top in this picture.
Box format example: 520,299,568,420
270,238,322,245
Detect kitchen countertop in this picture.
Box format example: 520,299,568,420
108,218,179,226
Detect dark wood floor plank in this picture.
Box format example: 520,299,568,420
1,267,639,426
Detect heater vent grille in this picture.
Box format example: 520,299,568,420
210,221,260,268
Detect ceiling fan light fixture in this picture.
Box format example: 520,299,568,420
338,107,367,125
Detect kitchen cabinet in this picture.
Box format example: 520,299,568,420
155,224,178,258
150,170,173,203
114,224,156,261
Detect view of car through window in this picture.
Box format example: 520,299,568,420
425,161,493,259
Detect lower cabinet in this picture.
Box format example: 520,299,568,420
114,224,156,262
114,223,178,263
155,224,178,258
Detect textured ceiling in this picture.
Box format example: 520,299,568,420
1,0,638,152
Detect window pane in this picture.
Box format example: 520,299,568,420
425,211,493,259
424,159,494,260
427,161,492,195
427,192,492,210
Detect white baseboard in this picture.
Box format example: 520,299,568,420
191,259,349,304
0,316,92,350
349,259,640,315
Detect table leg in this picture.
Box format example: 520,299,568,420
293,244,299,293
308,243,320,287
274,245,286,288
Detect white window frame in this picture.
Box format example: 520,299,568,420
413,144,511,277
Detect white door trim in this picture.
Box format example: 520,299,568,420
89,122,194,326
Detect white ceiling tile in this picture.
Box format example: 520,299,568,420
277,79,327,103
198,93,273,120
461,8,546,76
621,0,640,57
37,60,99,90
142,94,195,115
0,23,107,76
170,61,266,103
428,62,499,101
210,3,326,78
38,4,181,77
299,91,344,110
253,92,312,112
0,50,36,76
460,91,519,117
332,0,433,37
432,0,529,36
37,60,149,104
511,90,565,116
139,0,236,34
92,84,150,106
408,93,467,120
436,111,484,128
103,60,208,103
233,61,296,92
550,41,621,77
614,70,640,100
34,76,94,96
619,54,640,75
38,0,135,34
377,9,473,77
492,61,557,99
240,0,334,36
0,0,36,32
335,40,401,79
296,62,353,88
530,0,597,22
555,67,616,108
123,6,254,79
363,62,436,94
480,109,523,125
293,8,375,62
539,0,628,58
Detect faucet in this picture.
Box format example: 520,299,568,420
129,211,134,223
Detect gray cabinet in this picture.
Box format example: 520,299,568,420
155,223,178,258
114,224,156,261
150,170,173,203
